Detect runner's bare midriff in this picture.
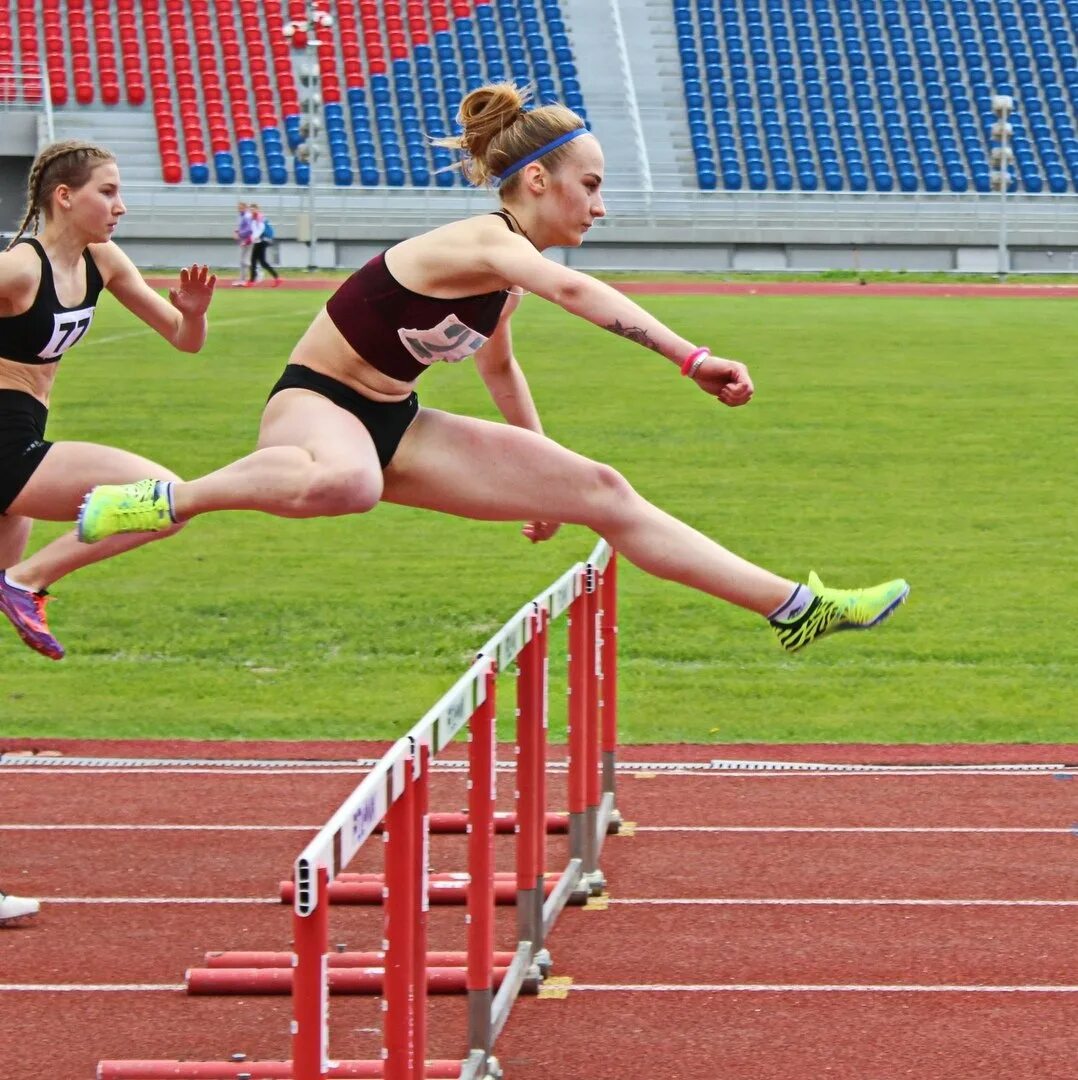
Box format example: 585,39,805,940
288,308,416,402
0,356,58,406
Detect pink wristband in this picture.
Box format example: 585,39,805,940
680,347,710,376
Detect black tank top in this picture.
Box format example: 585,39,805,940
0,237,104,365
325,215,514,382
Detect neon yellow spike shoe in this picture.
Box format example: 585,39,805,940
77,479,175,544
770,571,910,654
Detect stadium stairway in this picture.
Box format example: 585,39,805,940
51,106,162,184
556,0,666,190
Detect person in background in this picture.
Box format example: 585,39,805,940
0,139,216,661
232,200,254,287
246,204,280,287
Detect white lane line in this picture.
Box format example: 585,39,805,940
610,898,1078,907
566,983,1078,994
45,897,278,904
78,311,299,350
0,984,185,992
1,764,1071,778
633,826,1070,834
0,824,317,831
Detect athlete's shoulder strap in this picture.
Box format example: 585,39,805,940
12,236,54,299
82,245,104,297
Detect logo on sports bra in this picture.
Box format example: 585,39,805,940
38,307,95,360
397,314,489,367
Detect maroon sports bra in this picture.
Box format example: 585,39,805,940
325,216,515,382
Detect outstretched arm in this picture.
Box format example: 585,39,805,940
480,229,754,406
95,243,216,354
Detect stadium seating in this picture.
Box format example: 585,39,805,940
23,0,584,187
115,0,146,107
677,0,1078,192
5,0,1075,192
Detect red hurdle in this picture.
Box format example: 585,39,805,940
99,541,620,1080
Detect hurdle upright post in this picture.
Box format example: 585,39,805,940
569,564,605,892
383,741,420,1079
466,660,498,1071
582,562,604,891
599,552,618,800
292,865,330,1080
514,605,543,955
534,601,550,944
413,740,431,1069
594,547,621,854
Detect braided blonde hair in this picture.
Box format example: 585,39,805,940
436,83,586,192
5,140,116,251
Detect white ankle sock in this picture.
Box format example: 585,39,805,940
3,574,35,593
162,481,178,524
768,583,815,623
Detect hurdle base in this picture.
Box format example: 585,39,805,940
491,942,538,1043
542,858,590,940
459,1051,502,1080
581,868,607,896
186,965,541,996
596,792,621,858
280,877,577,907
204,950,520,970
425,811,569,835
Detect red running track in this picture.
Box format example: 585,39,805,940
1,740,1076,1079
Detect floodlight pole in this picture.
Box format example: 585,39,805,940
991,94,1014,283
285,4,334,272
305,36,318,272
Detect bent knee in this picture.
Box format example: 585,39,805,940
296,467,383,517
591,462,635,504
576,462,637,525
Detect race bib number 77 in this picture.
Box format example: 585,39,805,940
38,307,95,360
397,313,489,366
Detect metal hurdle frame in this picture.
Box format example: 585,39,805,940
292,538,621,1078
97,541,619,1080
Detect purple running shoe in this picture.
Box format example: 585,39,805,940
0,572,64,660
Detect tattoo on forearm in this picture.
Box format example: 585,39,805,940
604,319,663,354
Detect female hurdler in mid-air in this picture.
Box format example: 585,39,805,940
79,83,909,654
0,140,215,662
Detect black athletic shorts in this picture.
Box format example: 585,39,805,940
0,390,52,514
267,364,419,470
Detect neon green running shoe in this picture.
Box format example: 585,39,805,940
77,479,174,544
770,571,910,654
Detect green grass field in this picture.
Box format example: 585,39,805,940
1,283,1072,744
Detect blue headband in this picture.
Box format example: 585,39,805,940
496,127,589,182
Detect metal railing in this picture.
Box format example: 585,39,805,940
0,63,54,142
102,182,1078,244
